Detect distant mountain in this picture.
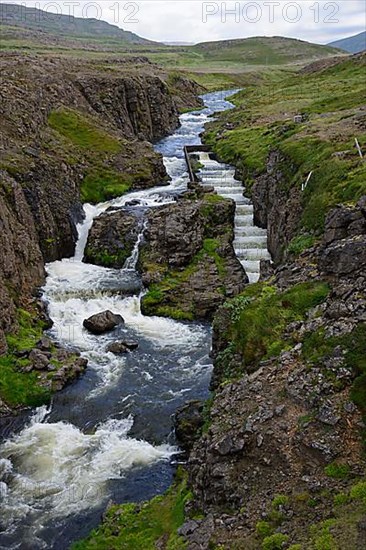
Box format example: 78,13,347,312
0,2,155,44
328,31,366,54
191,36,344,65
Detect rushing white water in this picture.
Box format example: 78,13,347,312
0,408,173,523
197,154,270,282
0,91,237,550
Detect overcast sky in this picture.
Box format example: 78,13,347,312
3,0,366,44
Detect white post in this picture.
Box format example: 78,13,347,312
302,171,313,192
355,138,363,158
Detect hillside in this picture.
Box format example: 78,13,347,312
0,2,155,44
329,31,366,53
191,35,344,65
0,14,345,77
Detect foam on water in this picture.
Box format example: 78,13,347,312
0,411,174,528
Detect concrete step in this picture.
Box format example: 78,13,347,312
234,248,271,261
246,271,260,283
234,236,268,247
234,226,267,236
239,259,261,272
235,214,253,225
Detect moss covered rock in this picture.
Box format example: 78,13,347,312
139,193,248,320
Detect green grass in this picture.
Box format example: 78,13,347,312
287,235,317,256
48,108,155,204
81,168,131,204
0,356,50,408
350,481,366,503
256,521,273,538
272,495,290,509
203,55,366,236
72,470,190,550
325,463,351,480
0,309,51,407
48,108,120,153
214,281,330,380
262,533,289,550
84,245,132,269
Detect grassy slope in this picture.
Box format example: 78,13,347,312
0,31,344,91
0,309,52,408
0,3,154,44
214,281,330,378
47,108,134,203
192,36,343,65
204,54,366,239
72,470,192,550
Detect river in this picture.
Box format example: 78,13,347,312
0,90,243,550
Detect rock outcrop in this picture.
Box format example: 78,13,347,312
138,191,248,320
251,150,302,263
84,208,141,268
106,341,138,354
318,197,366,277
174,400,205,452
76,73,180,142
0,172,45,355
21,338,88,393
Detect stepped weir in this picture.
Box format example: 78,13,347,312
184,146,270,283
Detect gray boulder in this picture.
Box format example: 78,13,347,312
83,311,124,334
106,340,138,354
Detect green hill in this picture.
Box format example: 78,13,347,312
191,36,344,65
0,2,155,44
328,31,366,54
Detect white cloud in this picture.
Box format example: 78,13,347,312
2,0,366,44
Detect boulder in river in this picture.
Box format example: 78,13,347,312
83,311,124,334
107,341,139,354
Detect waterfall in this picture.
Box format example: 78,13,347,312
124,223,146,271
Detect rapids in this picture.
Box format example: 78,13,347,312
0,90,267,549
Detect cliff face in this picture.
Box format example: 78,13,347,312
76,74,179,142
251,150,303,264
0,172,44,355
0,52,201,357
